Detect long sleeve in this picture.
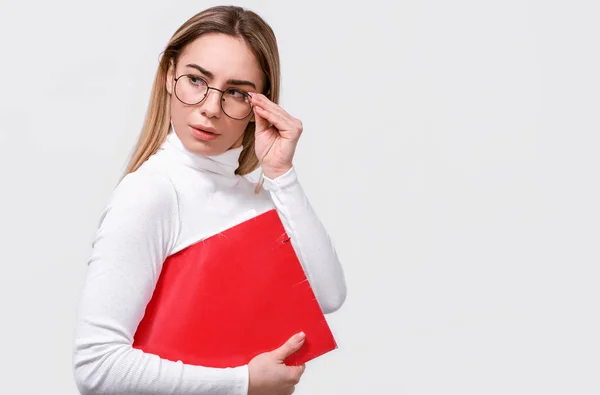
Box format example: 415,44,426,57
72,169,249,395
262,167,347,314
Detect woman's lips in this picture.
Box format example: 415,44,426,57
190,126,218,141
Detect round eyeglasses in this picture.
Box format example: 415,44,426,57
173,74,253,120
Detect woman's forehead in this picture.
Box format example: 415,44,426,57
179,33,263,84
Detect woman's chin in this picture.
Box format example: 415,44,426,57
189,143,226,157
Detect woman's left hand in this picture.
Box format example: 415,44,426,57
250,93,303,179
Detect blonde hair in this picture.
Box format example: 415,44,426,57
121,5,280,186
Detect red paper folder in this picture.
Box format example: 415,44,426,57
132,208,337,368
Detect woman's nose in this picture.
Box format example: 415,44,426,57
199,89,222,119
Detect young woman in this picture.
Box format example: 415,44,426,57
72,5,347,395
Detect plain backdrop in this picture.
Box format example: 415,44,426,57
0,0,599,394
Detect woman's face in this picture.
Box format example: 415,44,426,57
166,33,264,156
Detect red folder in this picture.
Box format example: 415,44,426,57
132,208,337,368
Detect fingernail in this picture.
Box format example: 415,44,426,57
296,331,305,341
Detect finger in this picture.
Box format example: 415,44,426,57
254,106,291,133
253,105,270,135
250,94,302,135
288,364,306,383
250,93,291,119
272,332,305,361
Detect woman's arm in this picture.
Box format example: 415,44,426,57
247,92,346,314
262,167,347,314
72,169,248,395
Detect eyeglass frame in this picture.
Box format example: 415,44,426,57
172,73,254,120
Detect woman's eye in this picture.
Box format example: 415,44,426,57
227,89,248,101
189,76,205,86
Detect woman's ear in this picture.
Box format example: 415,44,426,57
166,60,174,95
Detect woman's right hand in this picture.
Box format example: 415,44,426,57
247,332,307,395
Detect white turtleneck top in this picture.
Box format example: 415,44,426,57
72,129,347,395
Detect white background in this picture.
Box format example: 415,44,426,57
1,0,598,394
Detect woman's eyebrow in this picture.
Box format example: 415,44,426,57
185,63,257,89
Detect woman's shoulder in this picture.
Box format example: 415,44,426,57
108,163,179,217
91,162,181,257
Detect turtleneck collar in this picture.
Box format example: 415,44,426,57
159,126,243,177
